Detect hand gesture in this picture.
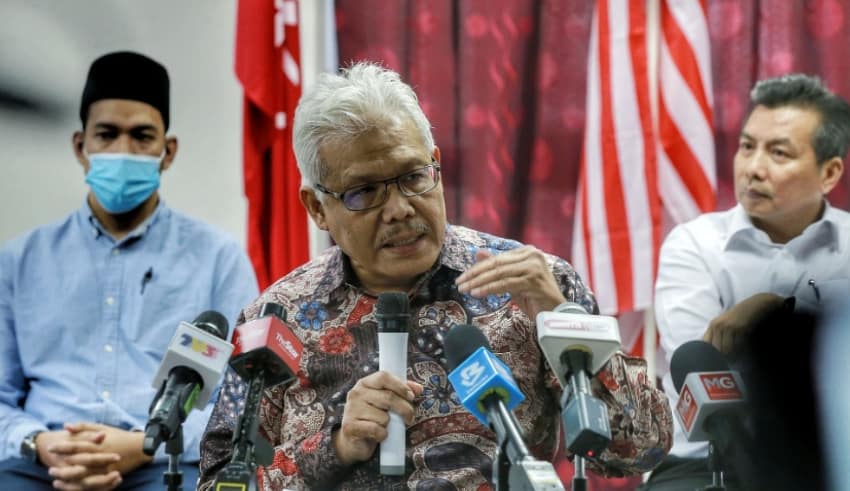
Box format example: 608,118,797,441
455,246,566,319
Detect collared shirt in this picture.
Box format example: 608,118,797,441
0,201,258,462
655,202,850,458
199,224,672,490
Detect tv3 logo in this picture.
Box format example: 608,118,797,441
460,361,485,388
699,373,742,400
180,333,218,358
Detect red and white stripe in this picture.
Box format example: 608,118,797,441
572,0,660,316
657,0,716,223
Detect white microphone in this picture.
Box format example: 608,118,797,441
376,292,410,475
149,312,234,406
536,302,621,386
536,302,620,458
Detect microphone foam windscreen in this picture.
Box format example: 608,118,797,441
259,302,287,322
445,324,491,371
376,292,409,317
191,310,229,339
670,340,729,393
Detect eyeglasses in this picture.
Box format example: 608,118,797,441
315,162,441,211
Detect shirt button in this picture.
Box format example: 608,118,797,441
112,249,119,256
104,344,113,353
101,391,110,400
105,297,114,305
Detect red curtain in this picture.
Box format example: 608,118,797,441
337,0,850,261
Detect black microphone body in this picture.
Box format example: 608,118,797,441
144,366,203,454
671,340,756,488
213,302,299,491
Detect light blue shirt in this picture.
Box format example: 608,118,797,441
0,201,258,463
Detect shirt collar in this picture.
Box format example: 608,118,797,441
79,198,168,245
723,200,839,251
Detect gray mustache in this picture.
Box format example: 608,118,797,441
379,222,430,244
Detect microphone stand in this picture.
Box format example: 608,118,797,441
702,441,725,491
571,455,587,491
163,426,184,491
486,397,565,491
213,368,274,491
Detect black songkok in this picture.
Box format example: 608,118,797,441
79,51,170,129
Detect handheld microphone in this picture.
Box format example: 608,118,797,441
144,311,233,456
214,302,303,491
376,292,410,476
536,302,619,458
446,324,564,491
671,340,754,484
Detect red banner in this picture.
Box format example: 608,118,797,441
236,0,308,289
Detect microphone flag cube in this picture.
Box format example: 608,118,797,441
447,347,525,425
675,370,746,442
151,321,234,407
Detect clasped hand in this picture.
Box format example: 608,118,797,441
38,422,151,491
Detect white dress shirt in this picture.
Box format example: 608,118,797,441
655,201,850,458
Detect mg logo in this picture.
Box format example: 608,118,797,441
676,386,697,431
700,373,742,400
460,361,485,387
679,388,692,406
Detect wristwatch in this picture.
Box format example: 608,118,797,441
20,430,43,463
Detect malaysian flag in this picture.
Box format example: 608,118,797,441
572,0,660,316
657,0,716,222
572,0,715,319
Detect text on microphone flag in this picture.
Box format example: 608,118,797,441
699,372,743,400
543,318,610,333
676,385,698,432
447,347,525,425
179,333,220,358
460,360,485,388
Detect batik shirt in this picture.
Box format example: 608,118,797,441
199,225,672,490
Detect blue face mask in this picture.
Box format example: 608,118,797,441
84,153,162,214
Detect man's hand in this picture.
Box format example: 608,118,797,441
63,423,152,474
44,422,152,490
455,246,566,319
332,371,423,466
704,292,787,354
37,428,120,491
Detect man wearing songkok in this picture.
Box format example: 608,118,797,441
0,51,258,490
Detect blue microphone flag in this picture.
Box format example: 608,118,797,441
447,346,525,425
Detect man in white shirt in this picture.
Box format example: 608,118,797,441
644,73,850,490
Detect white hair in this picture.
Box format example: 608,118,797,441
293,62,435,190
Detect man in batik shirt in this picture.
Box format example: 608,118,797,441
199,62,672,490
